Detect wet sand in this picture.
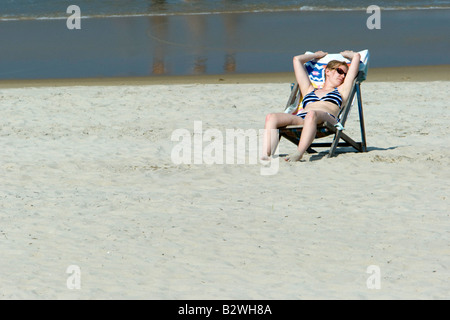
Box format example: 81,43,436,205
0,65,449,89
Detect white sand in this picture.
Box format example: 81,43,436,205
0,80,449,299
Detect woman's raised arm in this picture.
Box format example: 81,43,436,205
293,51,328,96
339,50,361,94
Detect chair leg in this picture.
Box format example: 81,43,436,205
327,130,342,158
327,81,357,157
356,83,367,152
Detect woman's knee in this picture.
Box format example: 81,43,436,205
304,110,317,123
265,113,278,124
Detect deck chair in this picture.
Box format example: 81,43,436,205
279,50,369,157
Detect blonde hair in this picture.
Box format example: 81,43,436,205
326,60,348,70
324,60,348,79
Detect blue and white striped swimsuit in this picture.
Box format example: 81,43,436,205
296,88,343,121
300,88,343,109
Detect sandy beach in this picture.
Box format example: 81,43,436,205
0,67,449,299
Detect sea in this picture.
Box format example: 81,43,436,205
2,0,450,20
1,0,449,80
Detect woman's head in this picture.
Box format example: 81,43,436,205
326,60,348,71
324,60,348,85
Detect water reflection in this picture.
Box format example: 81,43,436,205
223,13,238,73
150,15,168,75
149,1,168,74
147,0,241,75
186,14,208,74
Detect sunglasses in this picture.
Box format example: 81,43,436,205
336,68,347,76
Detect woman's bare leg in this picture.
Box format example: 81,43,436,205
286,110,337,162
262,112,303,159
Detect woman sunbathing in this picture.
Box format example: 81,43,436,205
262,50,361,161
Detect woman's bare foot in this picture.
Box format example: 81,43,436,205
285,150,303,162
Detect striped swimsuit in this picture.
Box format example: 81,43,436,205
297,88,343,121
